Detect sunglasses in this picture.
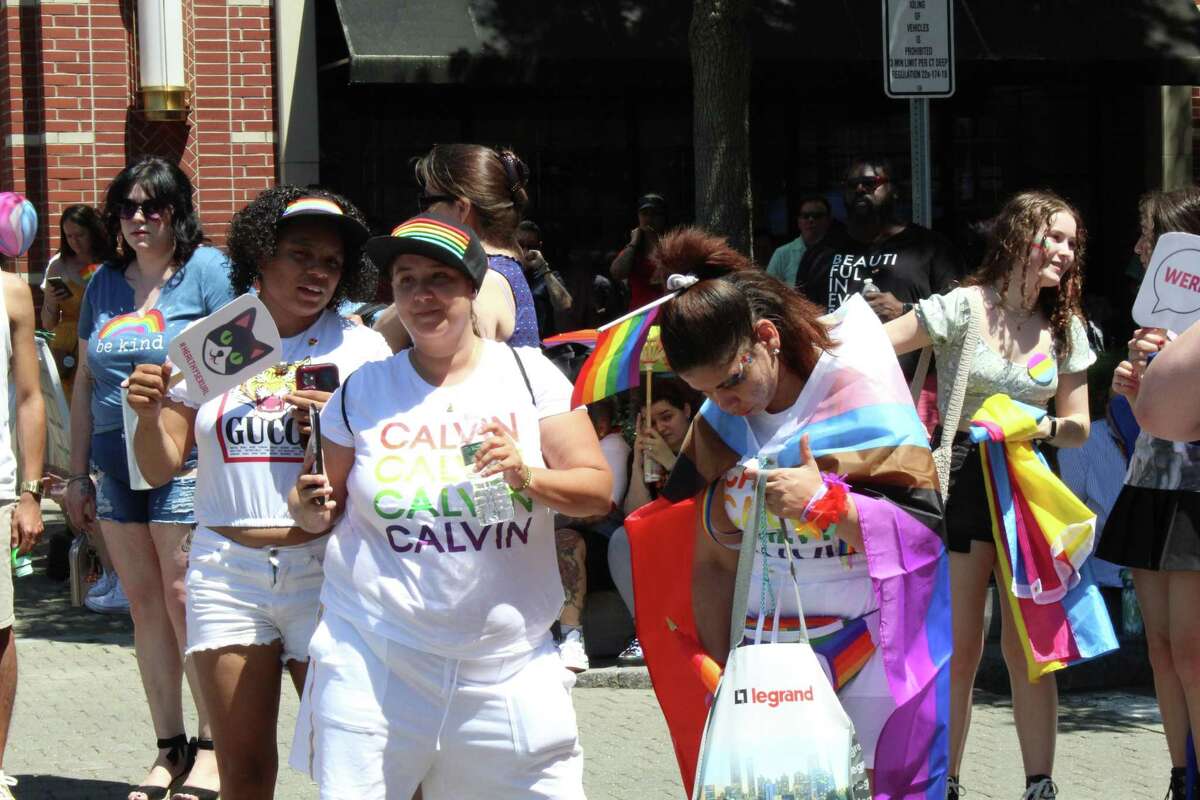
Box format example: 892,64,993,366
416,193,457,212
846,175,889,192
799,211,829,221
715,350,755,391
117,199,168,221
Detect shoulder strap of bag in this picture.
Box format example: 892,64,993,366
937,290,982,451
507,344,536,406
909,346,933,404
339,372,354,436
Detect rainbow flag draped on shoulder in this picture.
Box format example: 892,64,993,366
626,296,950,800
970,394,1118,681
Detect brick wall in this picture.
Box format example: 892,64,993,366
0,0,277,279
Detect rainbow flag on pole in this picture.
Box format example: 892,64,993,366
570,294,675,408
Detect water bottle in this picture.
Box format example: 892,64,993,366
10,547,31,579
643,454,665,484
861,276,880,296
460,440,516,526
1121,568,1143,638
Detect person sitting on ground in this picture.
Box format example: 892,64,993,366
553,397,630,672
605,377,696,666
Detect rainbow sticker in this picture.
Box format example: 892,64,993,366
390,218,469,260
1027,352,1056,386
97,309,165,340
80,263,100,282
280,197,345,219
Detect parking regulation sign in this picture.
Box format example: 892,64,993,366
883,0,954,98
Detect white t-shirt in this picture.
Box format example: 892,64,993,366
318,340,577,660
598,432,630,507
172,310,391,527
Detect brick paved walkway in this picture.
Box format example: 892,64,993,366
3,520,1175,798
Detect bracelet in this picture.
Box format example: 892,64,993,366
515,465,533,492
1048,416,1058,440
801,473,851,531
67,474,93,487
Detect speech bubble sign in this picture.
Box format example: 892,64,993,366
168,294,282,404
1132,232,1200,333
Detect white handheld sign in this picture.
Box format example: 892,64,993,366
1132,232,1200,333
168,294,281,404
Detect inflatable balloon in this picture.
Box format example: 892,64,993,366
0,192,37,257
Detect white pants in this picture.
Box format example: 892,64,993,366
290,610,585,800
186,527,326,664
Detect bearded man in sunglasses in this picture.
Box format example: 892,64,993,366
795,157,962,381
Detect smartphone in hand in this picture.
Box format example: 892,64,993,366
307,402,325,505
296,363,340,392
46,276,72,298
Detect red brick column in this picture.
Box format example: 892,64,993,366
0,0,277,279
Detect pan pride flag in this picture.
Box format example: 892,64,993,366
570,294,674,408
970,394,1118,682
625,296,951,800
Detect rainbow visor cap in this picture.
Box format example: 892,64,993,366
365,210,488,289
277,196,370,250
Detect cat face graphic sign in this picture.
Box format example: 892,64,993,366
169,294,282,404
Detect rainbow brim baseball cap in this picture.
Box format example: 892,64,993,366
365,211,487,289
277,195,370,250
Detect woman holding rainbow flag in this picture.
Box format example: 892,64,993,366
886,190,1105,800
623,228,951,799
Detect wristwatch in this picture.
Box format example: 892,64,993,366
901,302,914,315
18,480,41,501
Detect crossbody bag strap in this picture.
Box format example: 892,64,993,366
938,291,982,451
506,343,536,405
339,372,354,436
910,347,933,404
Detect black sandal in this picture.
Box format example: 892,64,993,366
170,738,218,800
130,734,193,800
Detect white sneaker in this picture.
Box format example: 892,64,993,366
557,627,589,673
0,769,17,799
84,579,130,615
86,570,115,600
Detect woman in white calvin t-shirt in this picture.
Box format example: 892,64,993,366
124,188,389,800
289,210,611,800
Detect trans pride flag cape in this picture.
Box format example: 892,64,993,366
626,296,950,800
969,394,1119,682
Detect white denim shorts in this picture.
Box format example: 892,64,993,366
186,526,327,664
290,610,584,800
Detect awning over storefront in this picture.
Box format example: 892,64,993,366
330,0,1200,85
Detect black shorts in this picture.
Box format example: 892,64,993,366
942,433,996,554
1097,485,1200,571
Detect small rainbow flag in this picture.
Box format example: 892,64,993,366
80,263,100,282
570,294,675,408
542,329,598,349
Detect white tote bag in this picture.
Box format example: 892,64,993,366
690,470,870,800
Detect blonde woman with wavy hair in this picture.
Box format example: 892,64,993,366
886,190,1095,800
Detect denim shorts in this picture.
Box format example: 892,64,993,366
91,429,197,525
186,527,327,664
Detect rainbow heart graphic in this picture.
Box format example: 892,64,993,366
97,309,165,340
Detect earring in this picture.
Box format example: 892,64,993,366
772,347,780,356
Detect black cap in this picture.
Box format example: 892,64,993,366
365,210,488,289
637,193,667,213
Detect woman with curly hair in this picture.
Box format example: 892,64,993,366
373,143,542,352
63,157,234,800
1105,187,1200,800
125,186,391,799
886,190,1095,800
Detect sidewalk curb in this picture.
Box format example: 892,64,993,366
576,665,652,689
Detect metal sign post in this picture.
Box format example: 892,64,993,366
883,0,953,228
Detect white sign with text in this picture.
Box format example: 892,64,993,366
1133,232,1200,333
883,0,954,98
168,294,282,405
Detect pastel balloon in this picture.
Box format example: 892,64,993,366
0,193,37,257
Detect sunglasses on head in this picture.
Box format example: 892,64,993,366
799,211,829,221
847,175,888,192
117,199,168,221
416,193,457,212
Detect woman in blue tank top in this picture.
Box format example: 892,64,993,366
373,144,542,351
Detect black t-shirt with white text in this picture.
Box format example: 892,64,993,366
796,223,962,376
